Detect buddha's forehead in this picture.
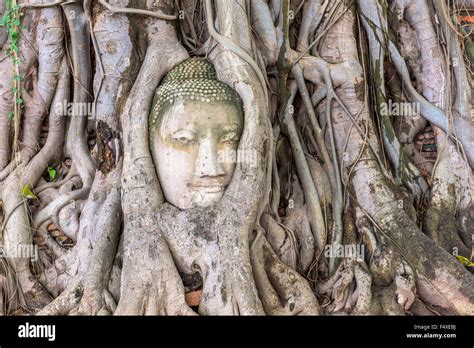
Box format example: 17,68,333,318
159,100,242,133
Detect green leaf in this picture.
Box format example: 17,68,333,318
9,42,18,52
1,15,8,27
48,167,57,180
455,255,474,267
7,111,14,119
22,184,37,200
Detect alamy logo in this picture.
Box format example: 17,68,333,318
380,100,420,118
18,322,56,341
324,244,365,261
54,100,95,118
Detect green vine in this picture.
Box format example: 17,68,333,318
1,0,23,150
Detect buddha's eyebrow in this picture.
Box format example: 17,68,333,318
159,121,194,139
166,121,194,133
171,128,196,136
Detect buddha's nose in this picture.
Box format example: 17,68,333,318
195,137,226,178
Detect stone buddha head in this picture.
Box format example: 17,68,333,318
149,58,244,210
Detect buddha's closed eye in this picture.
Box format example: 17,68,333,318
220,131,239,145
171,129,196,145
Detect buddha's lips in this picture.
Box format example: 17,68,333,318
189,184,227,193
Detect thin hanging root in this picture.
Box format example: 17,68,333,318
297,0,328,52
296,56,390,175
62,2,95,188
250,0,278,65
292,63,343,275
204,0,269,104
176,1,199,51
311,85,328,108
357,0,429,199
98,0,178,20
84,0,103,124
9,0,21,155
20,1,63,9
262,212,297,270
280,81,326,252
388,41,474,168
286,122,326,252
277,1,327,259
292,2,350,63
0,257,22,315
432,0,472,128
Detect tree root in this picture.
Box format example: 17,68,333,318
251,232,321,315
317,258,372,315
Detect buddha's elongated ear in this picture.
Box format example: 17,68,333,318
207,0,272,230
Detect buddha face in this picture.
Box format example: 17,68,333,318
151,99,243,210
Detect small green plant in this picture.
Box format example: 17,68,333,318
1,1,20,49
1,0,23,148
48,166,57,180
455,255,474,267
21,184,37,200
